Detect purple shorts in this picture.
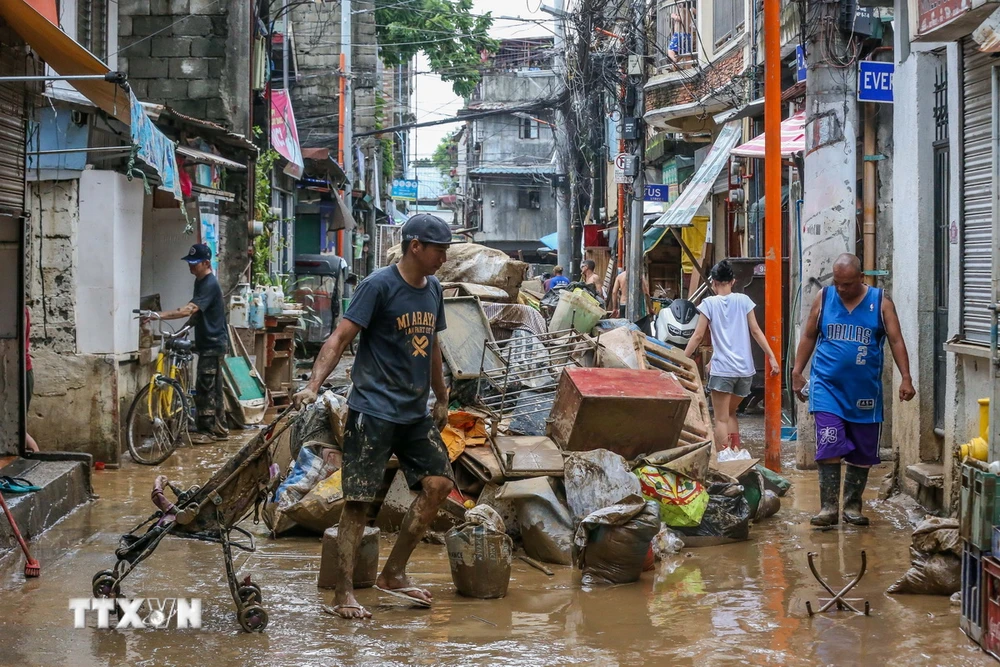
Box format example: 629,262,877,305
814,412,882,466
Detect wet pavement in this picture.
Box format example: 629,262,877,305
0,416,993,666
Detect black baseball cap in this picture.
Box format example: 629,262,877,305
401,214,452,247
181,243,212,263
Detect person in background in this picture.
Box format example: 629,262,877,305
24,308,38,453
546,266,569,292
609,268,650,318
792,253,914,527
580,260,602,297
683,259,779,453
293,213,455,620
149,244,229,444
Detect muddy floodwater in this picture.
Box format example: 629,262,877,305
0,419,993,666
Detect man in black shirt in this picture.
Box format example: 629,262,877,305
293,214,454,619
153,243,229,443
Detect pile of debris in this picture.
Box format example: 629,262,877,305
265,243,790,589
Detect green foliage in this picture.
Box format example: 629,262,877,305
374,91,396,183
381,136,395,182
252,146,282,286
432,130,460,192
375,0,497,98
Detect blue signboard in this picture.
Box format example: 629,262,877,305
795,45,807,83
391,178,419,201
858,61,894,103
643,184,670,202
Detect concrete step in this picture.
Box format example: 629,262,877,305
905,462,944,489
0,459,92,551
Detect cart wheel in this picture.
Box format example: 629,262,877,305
92,569,115,585
238,585,262,605
93,574,119,598
238,604,268,632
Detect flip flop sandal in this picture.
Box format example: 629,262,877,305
0,476,41,493
321,604,371,619
373,585,433,608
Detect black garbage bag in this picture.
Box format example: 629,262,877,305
573,495,661,585
677,482,752,541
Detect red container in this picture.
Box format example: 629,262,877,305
984,556,1000,659
547,367,691,459
583,224,607,248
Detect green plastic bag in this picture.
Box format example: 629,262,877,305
634,465,709,528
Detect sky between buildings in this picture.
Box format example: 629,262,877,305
409,0,558,172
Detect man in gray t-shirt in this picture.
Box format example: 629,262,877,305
293,214,454,620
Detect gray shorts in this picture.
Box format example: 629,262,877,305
707,374,753,398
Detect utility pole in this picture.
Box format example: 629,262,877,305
341,0,354,268
795,1,858,469
625,0,646,321
282,0,290,94
550,0,572,273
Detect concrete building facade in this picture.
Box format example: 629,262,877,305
462,41,560,259
889,0,1000,511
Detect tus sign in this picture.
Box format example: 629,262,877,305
70,598,202,629
858,61,894,104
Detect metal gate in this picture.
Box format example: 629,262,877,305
961,38,994,343
933,58,949,430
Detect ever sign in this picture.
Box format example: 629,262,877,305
858,61,894,104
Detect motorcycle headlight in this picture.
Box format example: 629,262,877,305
667,324,683,336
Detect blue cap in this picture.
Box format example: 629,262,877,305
182,243,212,263
401,214,452,247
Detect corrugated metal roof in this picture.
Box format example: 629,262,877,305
469,165,556,175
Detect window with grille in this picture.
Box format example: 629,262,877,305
77,0,108,61
518,116,539,140
713,0,744,48
518,189,541,210
656,0,698,67
76,0,108,60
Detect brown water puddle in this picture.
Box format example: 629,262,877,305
0,429,993,666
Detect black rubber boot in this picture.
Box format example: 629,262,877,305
810,463,841,526
842,464,871,526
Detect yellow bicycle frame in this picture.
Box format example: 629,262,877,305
145,349,187,422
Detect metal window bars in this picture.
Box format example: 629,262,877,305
474,327,600,436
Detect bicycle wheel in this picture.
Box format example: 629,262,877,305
126,378,188,465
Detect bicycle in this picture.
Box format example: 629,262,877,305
125,310,194,465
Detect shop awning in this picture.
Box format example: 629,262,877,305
650,122,742,229
731,112,806,158
0,0,130,124
176,145,247,171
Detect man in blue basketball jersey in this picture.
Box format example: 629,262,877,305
792,254,915,527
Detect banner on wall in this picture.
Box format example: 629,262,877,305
270,89,304,179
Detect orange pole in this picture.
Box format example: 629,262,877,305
338,53,346,259
763,0,783,472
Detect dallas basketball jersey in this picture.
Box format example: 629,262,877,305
809,285,886,423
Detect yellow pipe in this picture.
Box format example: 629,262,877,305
979,398,990,442
960,398,990,461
